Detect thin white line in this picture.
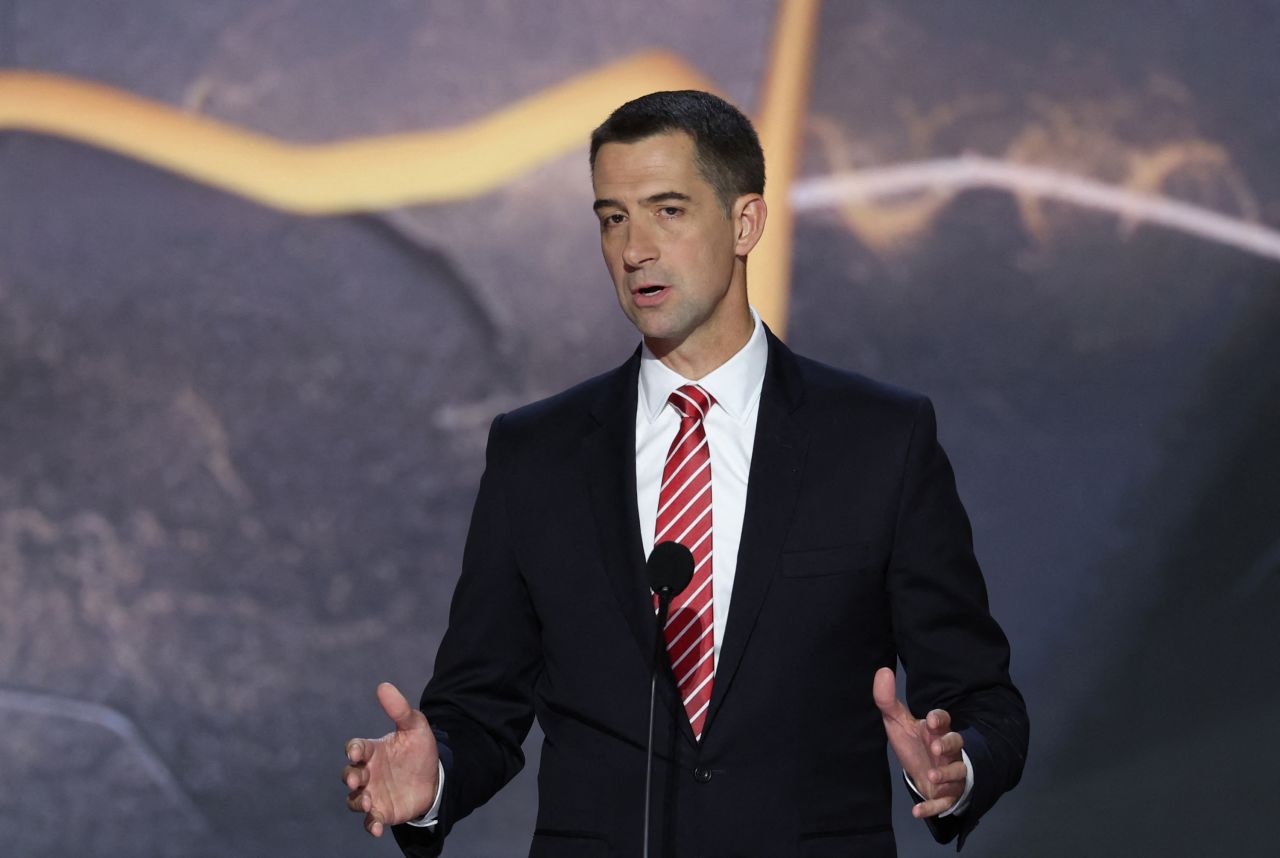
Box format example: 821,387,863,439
668,599,714,652
662,424,703,470
670,504,712,547
656,456,710,518
676,647,715,687
655,486,711,543
689,698,711,733
666,574,712,627
668,605,712,654
656,499,705,544
686,529,713,558
790,154,1280,263
671,632,712,676
691,700,711,739
670,589,711,635
682,673,714,707
660,436,706,494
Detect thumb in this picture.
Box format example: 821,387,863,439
872,667,906,718
376,682,423,733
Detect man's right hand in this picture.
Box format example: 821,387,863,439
343,682,440,837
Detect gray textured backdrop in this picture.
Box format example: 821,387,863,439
2,1,1278,856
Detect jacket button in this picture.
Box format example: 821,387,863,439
693,766,712,783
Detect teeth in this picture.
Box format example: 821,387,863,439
640,286,662,295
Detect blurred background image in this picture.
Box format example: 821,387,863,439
2,1,1277,855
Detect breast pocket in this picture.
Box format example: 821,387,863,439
780,542,871,578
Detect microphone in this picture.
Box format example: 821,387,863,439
647,540,694,601
643,541,693,858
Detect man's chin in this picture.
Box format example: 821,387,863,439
625,308,684,343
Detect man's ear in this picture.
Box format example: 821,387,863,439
732,194,767,256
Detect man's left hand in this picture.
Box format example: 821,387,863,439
872,666,967,818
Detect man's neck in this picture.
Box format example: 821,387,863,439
645,309,754,381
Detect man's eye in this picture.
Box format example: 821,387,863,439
659,207,682,217
601,213,625,226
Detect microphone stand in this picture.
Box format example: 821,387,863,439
643,590,673,858
641,542,691,858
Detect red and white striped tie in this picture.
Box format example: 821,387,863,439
656,383,716,740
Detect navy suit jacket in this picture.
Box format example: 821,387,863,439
395,330,1028,857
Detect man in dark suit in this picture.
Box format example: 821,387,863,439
343,90,1028,857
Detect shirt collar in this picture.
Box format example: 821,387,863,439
638,308,768,422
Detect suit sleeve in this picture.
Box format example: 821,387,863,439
887,397,1029,849
393,414,543,857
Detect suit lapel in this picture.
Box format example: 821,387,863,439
581,351,653,665
705,330,808,732
580,353,692,743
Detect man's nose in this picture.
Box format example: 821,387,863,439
622,220,658,268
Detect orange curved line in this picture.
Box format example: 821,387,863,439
0,52,717,214
751,0,821,337
0,0,817,337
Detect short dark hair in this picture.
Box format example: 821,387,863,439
589,90,765,213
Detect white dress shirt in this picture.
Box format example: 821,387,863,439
635,309,769,668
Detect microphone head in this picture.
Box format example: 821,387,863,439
647,541,694,597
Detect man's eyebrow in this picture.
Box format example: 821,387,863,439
592,191,693,213
642,191,692,206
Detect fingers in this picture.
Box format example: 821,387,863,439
912,794,958,819
377,682,420,732
926,759,968,787
923,708,951,735
347,788,368,811
343,742,370,805
346,686,421,838
345,774,385,838
929,729,964,760
342,762,368,792
871,667,907,718
345,738,365,764
348,788,388,838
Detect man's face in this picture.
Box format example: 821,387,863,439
592,132,746,351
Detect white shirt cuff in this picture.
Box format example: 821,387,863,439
404,761,446,828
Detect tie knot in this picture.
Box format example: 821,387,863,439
669,384,715,421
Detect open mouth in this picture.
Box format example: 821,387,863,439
637,285,665,296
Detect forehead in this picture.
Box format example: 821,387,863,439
591,131,711,200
